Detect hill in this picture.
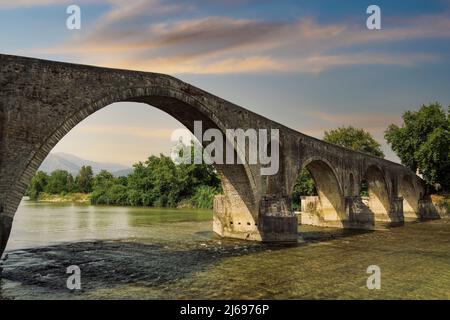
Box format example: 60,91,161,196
39,152,132,177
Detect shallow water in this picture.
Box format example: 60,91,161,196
1,200,450,299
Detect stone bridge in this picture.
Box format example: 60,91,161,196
0,54,431,256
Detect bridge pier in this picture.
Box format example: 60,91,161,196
299,195,406,230
213,194,298,243
258,195,298,242
0,214,12,258
346,196,404,228
213,194,262,241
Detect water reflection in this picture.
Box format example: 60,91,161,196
5,200,212,251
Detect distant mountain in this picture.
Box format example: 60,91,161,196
111,168,134,177
39,152,132,177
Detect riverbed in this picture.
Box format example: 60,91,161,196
1,200,449,299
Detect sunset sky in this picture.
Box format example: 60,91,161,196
1,0,450,165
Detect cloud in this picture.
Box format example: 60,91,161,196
0,0,101,9
298,110,404,162
0,0,63,8
305,111,402,134
104,52,437,75
43,16,286,56
27,1,450,74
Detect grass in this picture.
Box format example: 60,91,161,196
37,192,90,203
431,193,450,216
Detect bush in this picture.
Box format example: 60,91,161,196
436,197,450,213
191,185,219,209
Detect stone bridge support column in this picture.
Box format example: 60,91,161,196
344,195,405,229
213,194,262,241
0,204,12,257
0,216,12,257
390,197,404,224
345,196,375,229
213,194,298,243
258,195,298,242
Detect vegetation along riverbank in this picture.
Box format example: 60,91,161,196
26,153,222,209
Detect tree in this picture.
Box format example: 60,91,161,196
324,126,384,157
90,170,116,205
27,171,49,200
385,103,449,190
46,170,74,194
291,169,316,210
125,151,221,208
76,165,93,193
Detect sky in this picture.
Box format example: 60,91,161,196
1,0,450,165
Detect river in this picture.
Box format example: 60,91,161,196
1,199,449,299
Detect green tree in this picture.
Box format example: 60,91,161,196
125,151,221,208
27,171,49,200
291,169,316,210
324,126,384,157
45,170,74,194
106,184,128,205
385,103,449,190
90,170,116,205
93,169,115,187
124,155,182,207
176,145,221,207
178,160,221,199
76,165,94,193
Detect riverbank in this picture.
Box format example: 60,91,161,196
431,193,450,214
35,192,90,203
31,192,215,209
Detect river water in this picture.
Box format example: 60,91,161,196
1,199,449,299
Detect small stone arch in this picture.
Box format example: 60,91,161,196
297,157,346,223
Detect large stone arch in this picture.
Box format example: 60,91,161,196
364,165,391,221
0,86,261,254
399,175,419,219
298,157,346,224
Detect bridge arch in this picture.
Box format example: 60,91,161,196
4,85,262,250
299,157,345,222
364,165,391,219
